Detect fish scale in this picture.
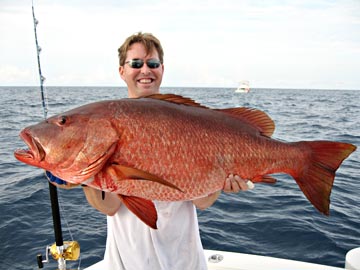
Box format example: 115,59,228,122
121,115,227,192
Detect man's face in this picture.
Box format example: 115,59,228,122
119,42,164,98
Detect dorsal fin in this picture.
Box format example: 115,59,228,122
144,93,208,108
217,107,275,137
144,94,275,137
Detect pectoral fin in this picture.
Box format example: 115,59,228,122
118,195,158,229
110,164,183,192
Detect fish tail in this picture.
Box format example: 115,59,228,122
291,141,356,215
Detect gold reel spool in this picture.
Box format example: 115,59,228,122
50,241,80,261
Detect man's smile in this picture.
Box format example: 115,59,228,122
138,78,154,84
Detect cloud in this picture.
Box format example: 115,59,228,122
0,0,359,89
0,66,35,85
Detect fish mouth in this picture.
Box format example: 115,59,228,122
14,130,46,163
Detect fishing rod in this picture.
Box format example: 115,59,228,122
31,2,79,269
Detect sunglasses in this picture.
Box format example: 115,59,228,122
125,59,162,69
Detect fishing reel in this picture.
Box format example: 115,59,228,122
37,241,80,269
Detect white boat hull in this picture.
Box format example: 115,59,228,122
235,80,250,93
204,249,343,270
235,89,250,93
84,248,360,270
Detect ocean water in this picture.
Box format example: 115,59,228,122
0,86,359,269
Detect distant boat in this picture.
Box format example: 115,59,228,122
235,80,250,93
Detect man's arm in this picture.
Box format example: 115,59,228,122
46,172,121,215
82,186,121,216
192,191,221,210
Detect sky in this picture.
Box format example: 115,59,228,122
0,0,359,89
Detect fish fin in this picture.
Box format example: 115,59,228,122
217,107,275,137
110,164,183,193
145,94,275,137
251,175,277,184
291,141,356,215
118,195,158,229
144,93,208,108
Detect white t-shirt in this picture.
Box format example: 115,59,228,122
103,200,207,270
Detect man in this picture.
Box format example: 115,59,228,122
51,32,252,270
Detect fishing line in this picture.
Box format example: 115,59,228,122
57,193,82,269
32,1,48,119
32,2,81,269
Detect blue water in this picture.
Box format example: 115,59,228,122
0,87,359,269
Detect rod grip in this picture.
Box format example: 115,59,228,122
37,254,44,268
48,181,63,247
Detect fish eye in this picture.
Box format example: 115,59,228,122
58,115,68,125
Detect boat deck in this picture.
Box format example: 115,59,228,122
85,249,345,270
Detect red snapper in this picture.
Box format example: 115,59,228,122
14,94,356,229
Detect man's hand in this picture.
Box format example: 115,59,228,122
193,174,254,210
223,174,254,193
45,171,80,189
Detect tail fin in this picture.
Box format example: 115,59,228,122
292,141,356,215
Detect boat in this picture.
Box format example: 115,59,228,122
84,247,360,270
235,80,250,93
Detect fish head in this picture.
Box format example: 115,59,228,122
14,102,119,184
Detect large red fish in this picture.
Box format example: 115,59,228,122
14,94,356,229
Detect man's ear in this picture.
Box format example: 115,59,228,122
119,66,125,80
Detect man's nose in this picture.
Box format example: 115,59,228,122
140,63,151,74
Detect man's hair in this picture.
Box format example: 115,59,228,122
118,32,164,66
